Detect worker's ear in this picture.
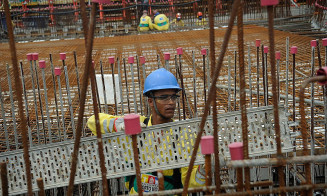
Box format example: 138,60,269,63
148,97,154,107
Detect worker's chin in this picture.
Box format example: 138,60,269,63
163,112,174,119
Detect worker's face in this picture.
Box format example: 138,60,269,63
148,89,179,119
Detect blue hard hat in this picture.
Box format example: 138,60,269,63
143,68,181,96
154,12,160,17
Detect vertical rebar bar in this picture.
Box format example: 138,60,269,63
6,64,19,149
40,61,53,143
174,55,181,121
0,82,9,150
123,58,131,113
234,51,237,111
136,56,143,115
64,65,76,138
49,54,61,140
267,5,286,195
310,41,315,184
19,62,33,146
192,51,197,117
29,58,41,144
228,56,232,112
36,178,45,196
117,58,125,115
73,51,81,100
202,49,207,103
256,40,260,107
110,59,118,115
178,53,186,120
248,45,252,108
56,69,67,140
141,58,149,116
130,58,138,113
100,60,109,114
262,45,267,106
34,57,46,137
1,162,8,196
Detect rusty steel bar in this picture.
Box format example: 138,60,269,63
182,0,241,194
56,72,67,140
92,62,102,113
292,51,296,131
202,50,207,103
0,162,8,196
192,51,197,118
123,58,131,113
67,2,97,195
158,170,164,191
285,37,290,111
310,41,316,184
237,1,250,191
117,58,125,115
299,76,327,196
204,154,212,194
63,65,76,137
228,56,232,112
208,0,220,193
267,5,286,194
3,0,32,194
248,45,252,108
132,134,143,195
90,65,110,196
36,178,45,196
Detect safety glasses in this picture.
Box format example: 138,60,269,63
152,94,180,103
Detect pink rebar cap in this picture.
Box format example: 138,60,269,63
260,0,279,6
200,136,214,155
164,52,170,60
124,114,142,135
139,56,145,64
128,56,134,64
311,40,317,47
229,142,244,160
264,46,269,54
316,67,327,85
108,57,115,64
322,38,327,47
92,61,95,67
54,67,61,76
201,48,207,55
275,51,281,60
177,47,183,55
255,39,261,47
39,60,46,68
60,53,66,60
27,53,33,61
290,46,298,54
32,53,39,61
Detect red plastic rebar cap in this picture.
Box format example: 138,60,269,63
290,46,298,54
177,47,183,55
27,53,33,61
316,67,327,85
139,56,146,64
311,40,317,47
200,136,214,155
128,56,134,64
264,46,269,54
32,53,39,61
275,51,281,60
92,0,111,3
54,67,61,76
124,114,141,135
39,60,46,68
108,57,115,64
164,52,170,60
60,53,66,60
322,38,327,47
201,48,207,55
260,0,279,6
229,142,244,160
255,39,261,47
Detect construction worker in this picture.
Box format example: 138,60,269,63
196,11,207,26
138,10,153,32
171,13,184,27
87,68,208,194
152,9,169,31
